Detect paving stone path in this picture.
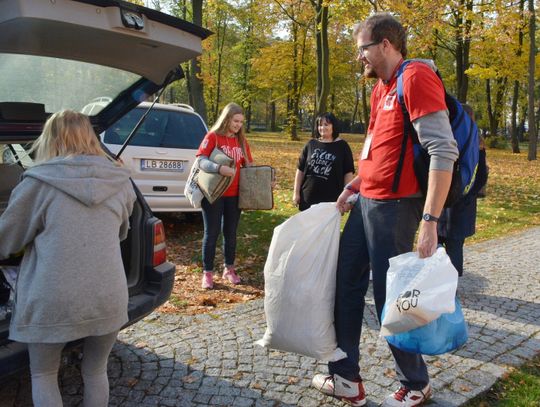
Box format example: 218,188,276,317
1,227,539,406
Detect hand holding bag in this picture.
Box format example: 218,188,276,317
380,247,458,336
184,157,204,208
197,147,235,204
238,166,274,210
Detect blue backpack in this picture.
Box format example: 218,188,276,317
392,60,479,207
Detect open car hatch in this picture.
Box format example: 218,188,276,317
0,0,211,136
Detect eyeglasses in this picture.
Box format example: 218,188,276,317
357,40,381,57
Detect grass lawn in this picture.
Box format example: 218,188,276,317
163,130,540,306
463,353,540,407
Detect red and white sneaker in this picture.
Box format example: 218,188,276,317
383,384,432,406
311,373,366,406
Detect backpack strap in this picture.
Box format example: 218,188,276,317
391,60,416,193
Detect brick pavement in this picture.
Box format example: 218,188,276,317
1,227,539,406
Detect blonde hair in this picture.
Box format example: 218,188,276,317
210,103,246,147
32,110,107,163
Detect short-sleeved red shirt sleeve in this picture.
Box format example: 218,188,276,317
197,131,253,197
358,62,447,199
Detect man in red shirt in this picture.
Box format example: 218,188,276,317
312,13,458,407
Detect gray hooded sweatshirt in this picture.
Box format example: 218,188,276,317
0,155,136,343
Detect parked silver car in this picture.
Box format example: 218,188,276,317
102,102,207,213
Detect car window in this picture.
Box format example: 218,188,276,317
1,144,33,168
104,108,207,149
0,53,140,115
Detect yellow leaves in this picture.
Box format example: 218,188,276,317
466,66,498,80
182,374,199,383
384,368,397,378
287,376,299,384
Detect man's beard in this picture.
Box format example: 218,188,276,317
363,63,378,79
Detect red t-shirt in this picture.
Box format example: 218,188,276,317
197,131,253,197
359,61,447,199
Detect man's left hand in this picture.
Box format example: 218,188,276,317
417,220,438,258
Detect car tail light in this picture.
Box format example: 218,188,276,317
153,221,167,266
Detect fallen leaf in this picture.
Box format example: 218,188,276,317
182,375,198,383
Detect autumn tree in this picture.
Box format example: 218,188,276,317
528,0,537,160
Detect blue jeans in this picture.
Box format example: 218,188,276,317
201,196,241,271
328,196,429,390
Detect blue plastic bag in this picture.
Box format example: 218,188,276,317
382,298,468,355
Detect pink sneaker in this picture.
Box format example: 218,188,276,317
222,266,241,284
201,271,214,289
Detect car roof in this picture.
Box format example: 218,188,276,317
0,0,211,85
136,102,198,114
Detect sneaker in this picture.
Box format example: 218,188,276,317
383,383,431,407
201,271,213,289
311,373,366,406
222,266,241,284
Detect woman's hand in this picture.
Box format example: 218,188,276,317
219,166,235,177
293,192,300,206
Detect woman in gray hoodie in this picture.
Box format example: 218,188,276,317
0,110,136,406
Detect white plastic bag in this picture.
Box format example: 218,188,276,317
380,247,458,336
256,202,347,362
184,157,204,208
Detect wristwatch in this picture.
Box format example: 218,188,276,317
422,213,439,222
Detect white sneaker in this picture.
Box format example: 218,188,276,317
311,373,366,406
383,383,432,406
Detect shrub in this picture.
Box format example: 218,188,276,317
486,135,508,149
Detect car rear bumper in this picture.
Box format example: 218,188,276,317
0,261,175,380
143,194,201,212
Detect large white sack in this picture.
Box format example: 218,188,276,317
380,248,458,336
256,202,347,362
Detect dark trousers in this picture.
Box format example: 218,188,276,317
328,196,430,390
439,236,465,276
201,196,241,271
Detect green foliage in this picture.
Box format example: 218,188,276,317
486,135,509,149
463,354,540,406
145,0,539,159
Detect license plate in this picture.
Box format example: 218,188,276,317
140,159,186,172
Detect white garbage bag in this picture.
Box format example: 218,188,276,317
256,202,347,362
380,247,458,336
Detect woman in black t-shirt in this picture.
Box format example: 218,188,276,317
293,113,355,211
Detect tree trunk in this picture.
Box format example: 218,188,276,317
486,79,495,137
270,100,277,132
245,101,252,133
510,80,521,153
487,78,508,138
455,0,472,103
510,0,525,154
528,0,537,160
362,81,369,134
190,0,207,123
241,2,254,132
214,19,227,121
312,1,330,115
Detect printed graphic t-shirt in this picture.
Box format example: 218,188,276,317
297,138,355,210
197,131,253,197
359,62,447,199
